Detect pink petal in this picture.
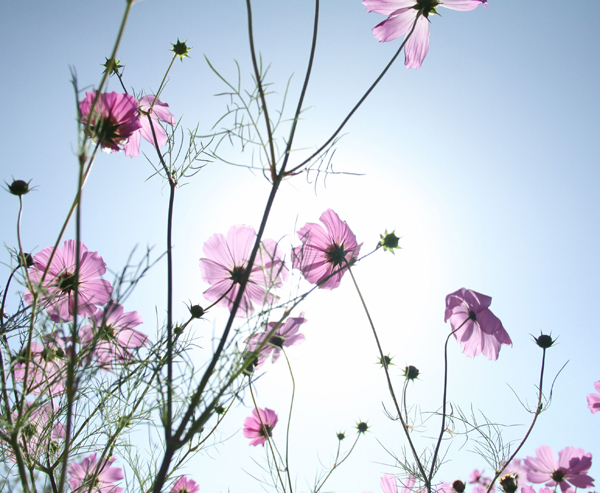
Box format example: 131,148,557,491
403,14,430,69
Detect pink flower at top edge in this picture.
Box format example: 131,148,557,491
362,0,487,69
524,445,595,493
587,381,600,414
199,225,287,318
80,303,147,370
171,476,200,493
521,487,554,493
125,95,176,157
444,288,512,360
245,313,307,368
68,453,124,493
381,474,398,493
292,209,362,290
243,407,278,446
79,91,141,152
24,240,113,323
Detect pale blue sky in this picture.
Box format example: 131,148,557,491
0,1,599,492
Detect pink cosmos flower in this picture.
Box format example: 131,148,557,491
444,288,512,360
365,475,416,493
292,209,362,290
363,0,487,69
79,91,141,152
171,476,200,493
524,445,595,493
243,407,278,446
14,339,67,395
199,225,287,318
521,486,554,493
587,381,600,414
245,313,307,367
68,453,124,493
469,469,491,486
124,95,176,157
79,303,147,370
24,240,113,323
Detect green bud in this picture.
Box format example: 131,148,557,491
171,39,191,60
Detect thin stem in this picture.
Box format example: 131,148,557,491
286,14,420,175
313,434,361,493
347,266,429,490
283,350,296,493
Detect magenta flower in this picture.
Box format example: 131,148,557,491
124,95,176,157
292,209,362,290
79,91,141,152
24,240,113,322
587,381,600,414
199,225,287,318
243,407,278,446
444,288,512,360
524,445,595,493
68,453,124,493
363,0,487,69
171,476,200,493
80,303,147,369
245,313,307,367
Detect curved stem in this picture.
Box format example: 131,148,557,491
283,350,296,493
286,14,419,175
347,267,429,489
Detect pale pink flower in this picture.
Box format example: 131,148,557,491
171,476,200,493
245,313,307,367
469,469,491,486
68,453,124,493
524,445,595,492
199,225,287,318
125,95,175,157
24,240,113,322
363,0,487,69
381,474,398,493
80,303,146,369
444,288,512,360
587,381,600,414
292,209,362,290
243,407,278,446
521,486,554,493
79,91,141,152
13,339,67,395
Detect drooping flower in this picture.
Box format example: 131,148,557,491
68,453,124,493
243,407,278,446
171,476,200,493
24,240,113,322
363,0,487,69
292,209,362,290
524,445,595,493
245,313,307,367
444,288,512,360
124,95,176,157
199,225,287,318
79,303,147,370
79,91,141,152
587,381,600,414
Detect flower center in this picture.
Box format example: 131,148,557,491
414,0,440,16
56,271,78,294
468,309,477,322
230,265,246,284
260,424,273,438
325,243,348,268
98,324,116,341
269,335,285,348
551,470,566,483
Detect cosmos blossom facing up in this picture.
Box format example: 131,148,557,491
362,0,487,69
68,453,124,493
124,95,176,157
292,209,362,290
444,288,512,360
587,381,600,414
245,313,307,368
79,91,141,152
524,445,595,493
199,225,287,318
24,240,113,323
243,407,279,446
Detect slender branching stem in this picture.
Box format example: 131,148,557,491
283,350,296,493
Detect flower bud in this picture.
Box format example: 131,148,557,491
403,365,420,380
499,474,518,493
356,421,369,434
19,253,34,269
379,355,393,367
215,405,226,415
337,432,346,441
171,39,191,60
533,333,556,349
189,304,204,319
452,480,465,493
8,179,31,196
379,229,401,253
